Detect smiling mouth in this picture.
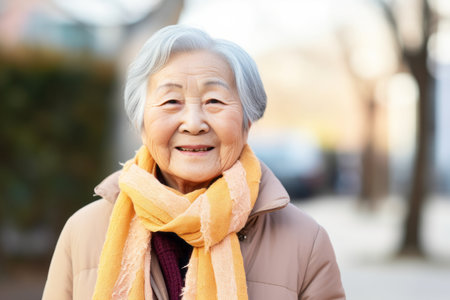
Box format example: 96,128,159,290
176,146,214,152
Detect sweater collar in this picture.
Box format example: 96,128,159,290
94,161,290,217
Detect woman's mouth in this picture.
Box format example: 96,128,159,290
176,146,214,152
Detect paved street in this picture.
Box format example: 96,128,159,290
296,196,450,300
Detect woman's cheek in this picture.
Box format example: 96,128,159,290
220,135,246,168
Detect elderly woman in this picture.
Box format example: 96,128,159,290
43,25,345,300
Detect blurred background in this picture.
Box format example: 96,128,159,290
1,0,449,299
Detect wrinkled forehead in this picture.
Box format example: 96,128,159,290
148,50,236,90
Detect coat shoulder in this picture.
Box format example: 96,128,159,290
267,203,322,244
64,198,113,275
67,198,114,228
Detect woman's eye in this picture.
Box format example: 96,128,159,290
206,99,224,104
163,99,180,105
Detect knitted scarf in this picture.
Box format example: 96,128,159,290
93,144,261,300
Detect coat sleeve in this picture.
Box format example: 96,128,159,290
299,226,345,300
42,217,74,300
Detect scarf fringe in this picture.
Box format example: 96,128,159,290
112,216,151,299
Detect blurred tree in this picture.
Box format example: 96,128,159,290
337,0,434,255
336,38,389,208
0,48,116,259
378,0,434,256
335,3,394,209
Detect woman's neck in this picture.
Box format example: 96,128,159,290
156,167,212,194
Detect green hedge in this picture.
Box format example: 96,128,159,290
0,48,117,233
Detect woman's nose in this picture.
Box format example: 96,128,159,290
178,104,209,135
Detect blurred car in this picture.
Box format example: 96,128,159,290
249,130,326,199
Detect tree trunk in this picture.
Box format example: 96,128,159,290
401,48,432,255
400,0,432,255
360,99,378,207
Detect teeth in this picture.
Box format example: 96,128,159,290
178,147,210,152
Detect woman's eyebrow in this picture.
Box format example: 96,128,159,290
156,82,183,92
204,80,230,90
155,80,230,92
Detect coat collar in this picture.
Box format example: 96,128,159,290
93,161,290,217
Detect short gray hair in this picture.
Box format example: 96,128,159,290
124,25,267,133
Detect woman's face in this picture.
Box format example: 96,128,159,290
141,50,249,193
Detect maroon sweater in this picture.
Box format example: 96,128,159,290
151,232,193,300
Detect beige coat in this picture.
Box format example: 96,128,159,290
42,163,345,299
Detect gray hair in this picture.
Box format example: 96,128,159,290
124,25,267,133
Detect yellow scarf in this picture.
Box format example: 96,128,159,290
93,144,261,300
